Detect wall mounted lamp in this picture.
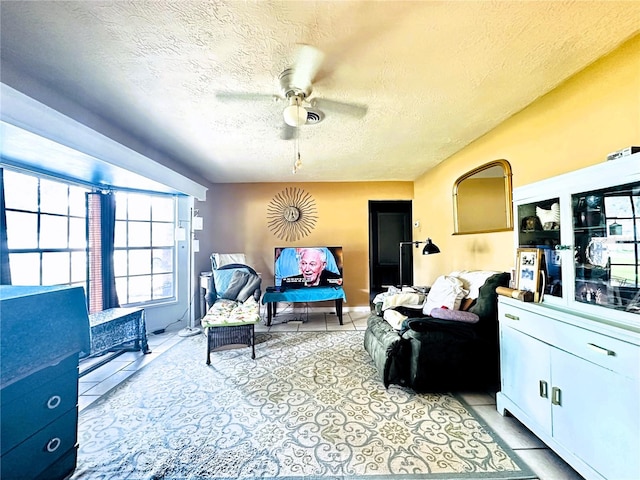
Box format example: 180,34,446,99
398,238,440,287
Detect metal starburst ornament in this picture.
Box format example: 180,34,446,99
267,187,318,241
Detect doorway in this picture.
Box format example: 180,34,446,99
369,200,412,300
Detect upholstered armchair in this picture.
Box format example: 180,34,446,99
202,254,262,364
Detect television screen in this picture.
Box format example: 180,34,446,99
275,247,343,288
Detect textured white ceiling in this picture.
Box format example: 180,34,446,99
1,1,639,184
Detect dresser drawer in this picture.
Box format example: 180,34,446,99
1,354,78,403
34,447,78,480
499,301,640,379
1,362,78,455
1,408,78,480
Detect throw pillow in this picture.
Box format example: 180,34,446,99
383,309,408,330
222,270,249,300
449,270,500,299
430,307,480,324
236,273,261,302
422,275,468,315
468,272,511,319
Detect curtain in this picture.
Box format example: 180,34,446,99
0,168,11,285
87,191,119,312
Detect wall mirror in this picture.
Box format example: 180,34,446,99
453,159,513,234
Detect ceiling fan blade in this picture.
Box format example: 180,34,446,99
312,98,368,118
290,44,325,93
216,91,281,102
281,123,298,140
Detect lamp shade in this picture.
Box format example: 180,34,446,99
422,238,440,255
283,101,307,127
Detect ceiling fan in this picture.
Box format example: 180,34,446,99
216,44,368,140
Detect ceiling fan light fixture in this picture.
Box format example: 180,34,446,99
283,95,307,127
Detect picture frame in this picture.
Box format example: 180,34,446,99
516,248,543,298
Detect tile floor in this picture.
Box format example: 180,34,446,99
78,308,585,480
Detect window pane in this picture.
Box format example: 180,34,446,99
40,178,68,215
69,217,87,249
71,251,87,283
153,273,173,299
610,265,635,287
128,221,150,247
607,219,633,238
42,252,70,285
8,253,40,284
152,248,173,273
6,211,38,248
40,214,68,249
115,220,128,247
69,186,88,216
129,249,151,275
4,170,38,210
604,195,631,217
152,222,174,246
127,193,151,221
128,275,152,303
115,277,128,303
608,242,634,265
115,192,128,220
114,250,128,276
152,196,174,222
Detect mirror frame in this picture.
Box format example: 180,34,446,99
453,159,513,235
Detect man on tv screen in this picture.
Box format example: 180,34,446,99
282,248,342,288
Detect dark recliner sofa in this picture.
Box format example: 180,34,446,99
364,272,510,392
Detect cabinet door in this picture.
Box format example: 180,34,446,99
516,197,563,300
551,348,640,480
500,325,552,433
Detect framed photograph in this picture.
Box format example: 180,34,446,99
516,248,542,296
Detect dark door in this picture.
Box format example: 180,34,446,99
369,200,412,300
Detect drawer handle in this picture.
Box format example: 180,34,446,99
551,387,562,406
539,380,548,398
587,343,616,356
46,437,61,453
47,395,62,409
505,313,520,321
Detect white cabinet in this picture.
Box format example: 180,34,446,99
498,296,640,480
500,155,640,480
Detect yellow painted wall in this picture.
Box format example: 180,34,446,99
413,34,640,286
195,182,413,308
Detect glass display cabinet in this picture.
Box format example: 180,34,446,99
513,153,640,325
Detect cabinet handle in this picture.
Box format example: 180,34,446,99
551,387,562,406
46,437,61,453
47,395,62,409
539,380,548,398
587,343,616,356
505,313,519,321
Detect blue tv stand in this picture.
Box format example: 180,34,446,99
262,286,346,326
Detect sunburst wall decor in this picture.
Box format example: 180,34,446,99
267,187,318,241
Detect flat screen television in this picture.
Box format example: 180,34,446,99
274,247,343,288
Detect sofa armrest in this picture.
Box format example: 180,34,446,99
364,315,407,388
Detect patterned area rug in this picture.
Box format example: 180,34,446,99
72,331,535,479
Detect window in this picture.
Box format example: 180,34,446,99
2,167,177,308
113,191,176,304
4,169,89,288
603,184,640,288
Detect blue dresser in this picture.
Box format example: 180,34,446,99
0,285,90,480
